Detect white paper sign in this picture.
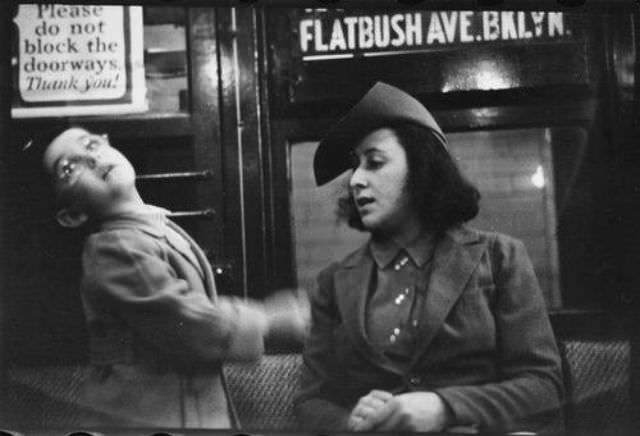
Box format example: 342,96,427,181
12,4,147,117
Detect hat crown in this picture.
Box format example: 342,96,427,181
313,82,447,186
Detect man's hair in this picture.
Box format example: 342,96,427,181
337,121,480,236
22,124,76,164
21,124,78,210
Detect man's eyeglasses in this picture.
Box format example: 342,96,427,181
55,133,110,186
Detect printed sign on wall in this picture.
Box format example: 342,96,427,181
299,10,577,61
12,4,147,118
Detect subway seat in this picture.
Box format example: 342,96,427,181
0,353,303,431
2,364,109,428
223,353,302,430
557,338,632,436
1,344,633,433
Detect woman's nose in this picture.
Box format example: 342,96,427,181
350,167,367,189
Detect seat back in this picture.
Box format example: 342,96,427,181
224,343,634,433
558,339,632,436
1,364,113,428
223,353,302,431
7,344,631,434
2,355,304,431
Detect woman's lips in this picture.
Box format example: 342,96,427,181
356,197,374,207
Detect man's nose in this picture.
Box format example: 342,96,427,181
85,156,97,169
85,147,103,165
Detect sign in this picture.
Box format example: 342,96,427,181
299,10,577,61
12,4,147,118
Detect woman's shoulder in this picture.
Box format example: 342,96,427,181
316,240,370,276
452,225,524,248
454,225,530,271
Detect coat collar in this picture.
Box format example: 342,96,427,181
95,204,170,239
334,226,484,374
369,232,436,269
94,205,216,300
165,220,217,301
340,226,480,269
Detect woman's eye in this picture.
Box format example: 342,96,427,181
366,159,384,169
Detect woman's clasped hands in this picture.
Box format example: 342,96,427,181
347,389,451,432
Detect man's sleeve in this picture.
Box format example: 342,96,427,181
83,230,267,363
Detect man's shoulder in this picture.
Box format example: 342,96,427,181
83,225,160,257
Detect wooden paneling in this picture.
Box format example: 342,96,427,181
216,7,270,298
0,2,14,372
187,8,226,272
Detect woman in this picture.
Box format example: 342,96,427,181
294,82,564,434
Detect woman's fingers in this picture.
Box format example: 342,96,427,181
373,398,404,431
368,389,394,401
361,399,397,429
359,395,386,411
354,392,390,418
348,390,394,431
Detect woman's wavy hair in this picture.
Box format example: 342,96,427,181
337,121,480,236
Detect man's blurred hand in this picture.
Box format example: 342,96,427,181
262,288,310,344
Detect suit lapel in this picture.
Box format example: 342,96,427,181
334,246,404,375
410,227,484,367
166,220,217,301
96,211,217,301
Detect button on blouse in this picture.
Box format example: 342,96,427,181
365,233,435,369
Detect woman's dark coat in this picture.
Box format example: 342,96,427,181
295,226,564,433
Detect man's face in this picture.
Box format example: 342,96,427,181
42,127,137,220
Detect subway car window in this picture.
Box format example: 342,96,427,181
291,128,561,308
448,129,560,308
143,7,188,113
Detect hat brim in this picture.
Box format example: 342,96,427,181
313,82,447,186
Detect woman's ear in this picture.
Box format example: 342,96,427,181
55,207,88,228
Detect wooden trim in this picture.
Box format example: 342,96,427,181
550,309,631,340
217,7,269,298
268,121,298,289
12,114,194,140
0,2,13,371
187,8,227,285
273,101,598,141
257,7,279,295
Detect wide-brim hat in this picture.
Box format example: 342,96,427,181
313,82,447,186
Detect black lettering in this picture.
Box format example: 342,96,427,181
70,59,84,70
67,38,78,53
36,5,51,19
23,56,35,73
